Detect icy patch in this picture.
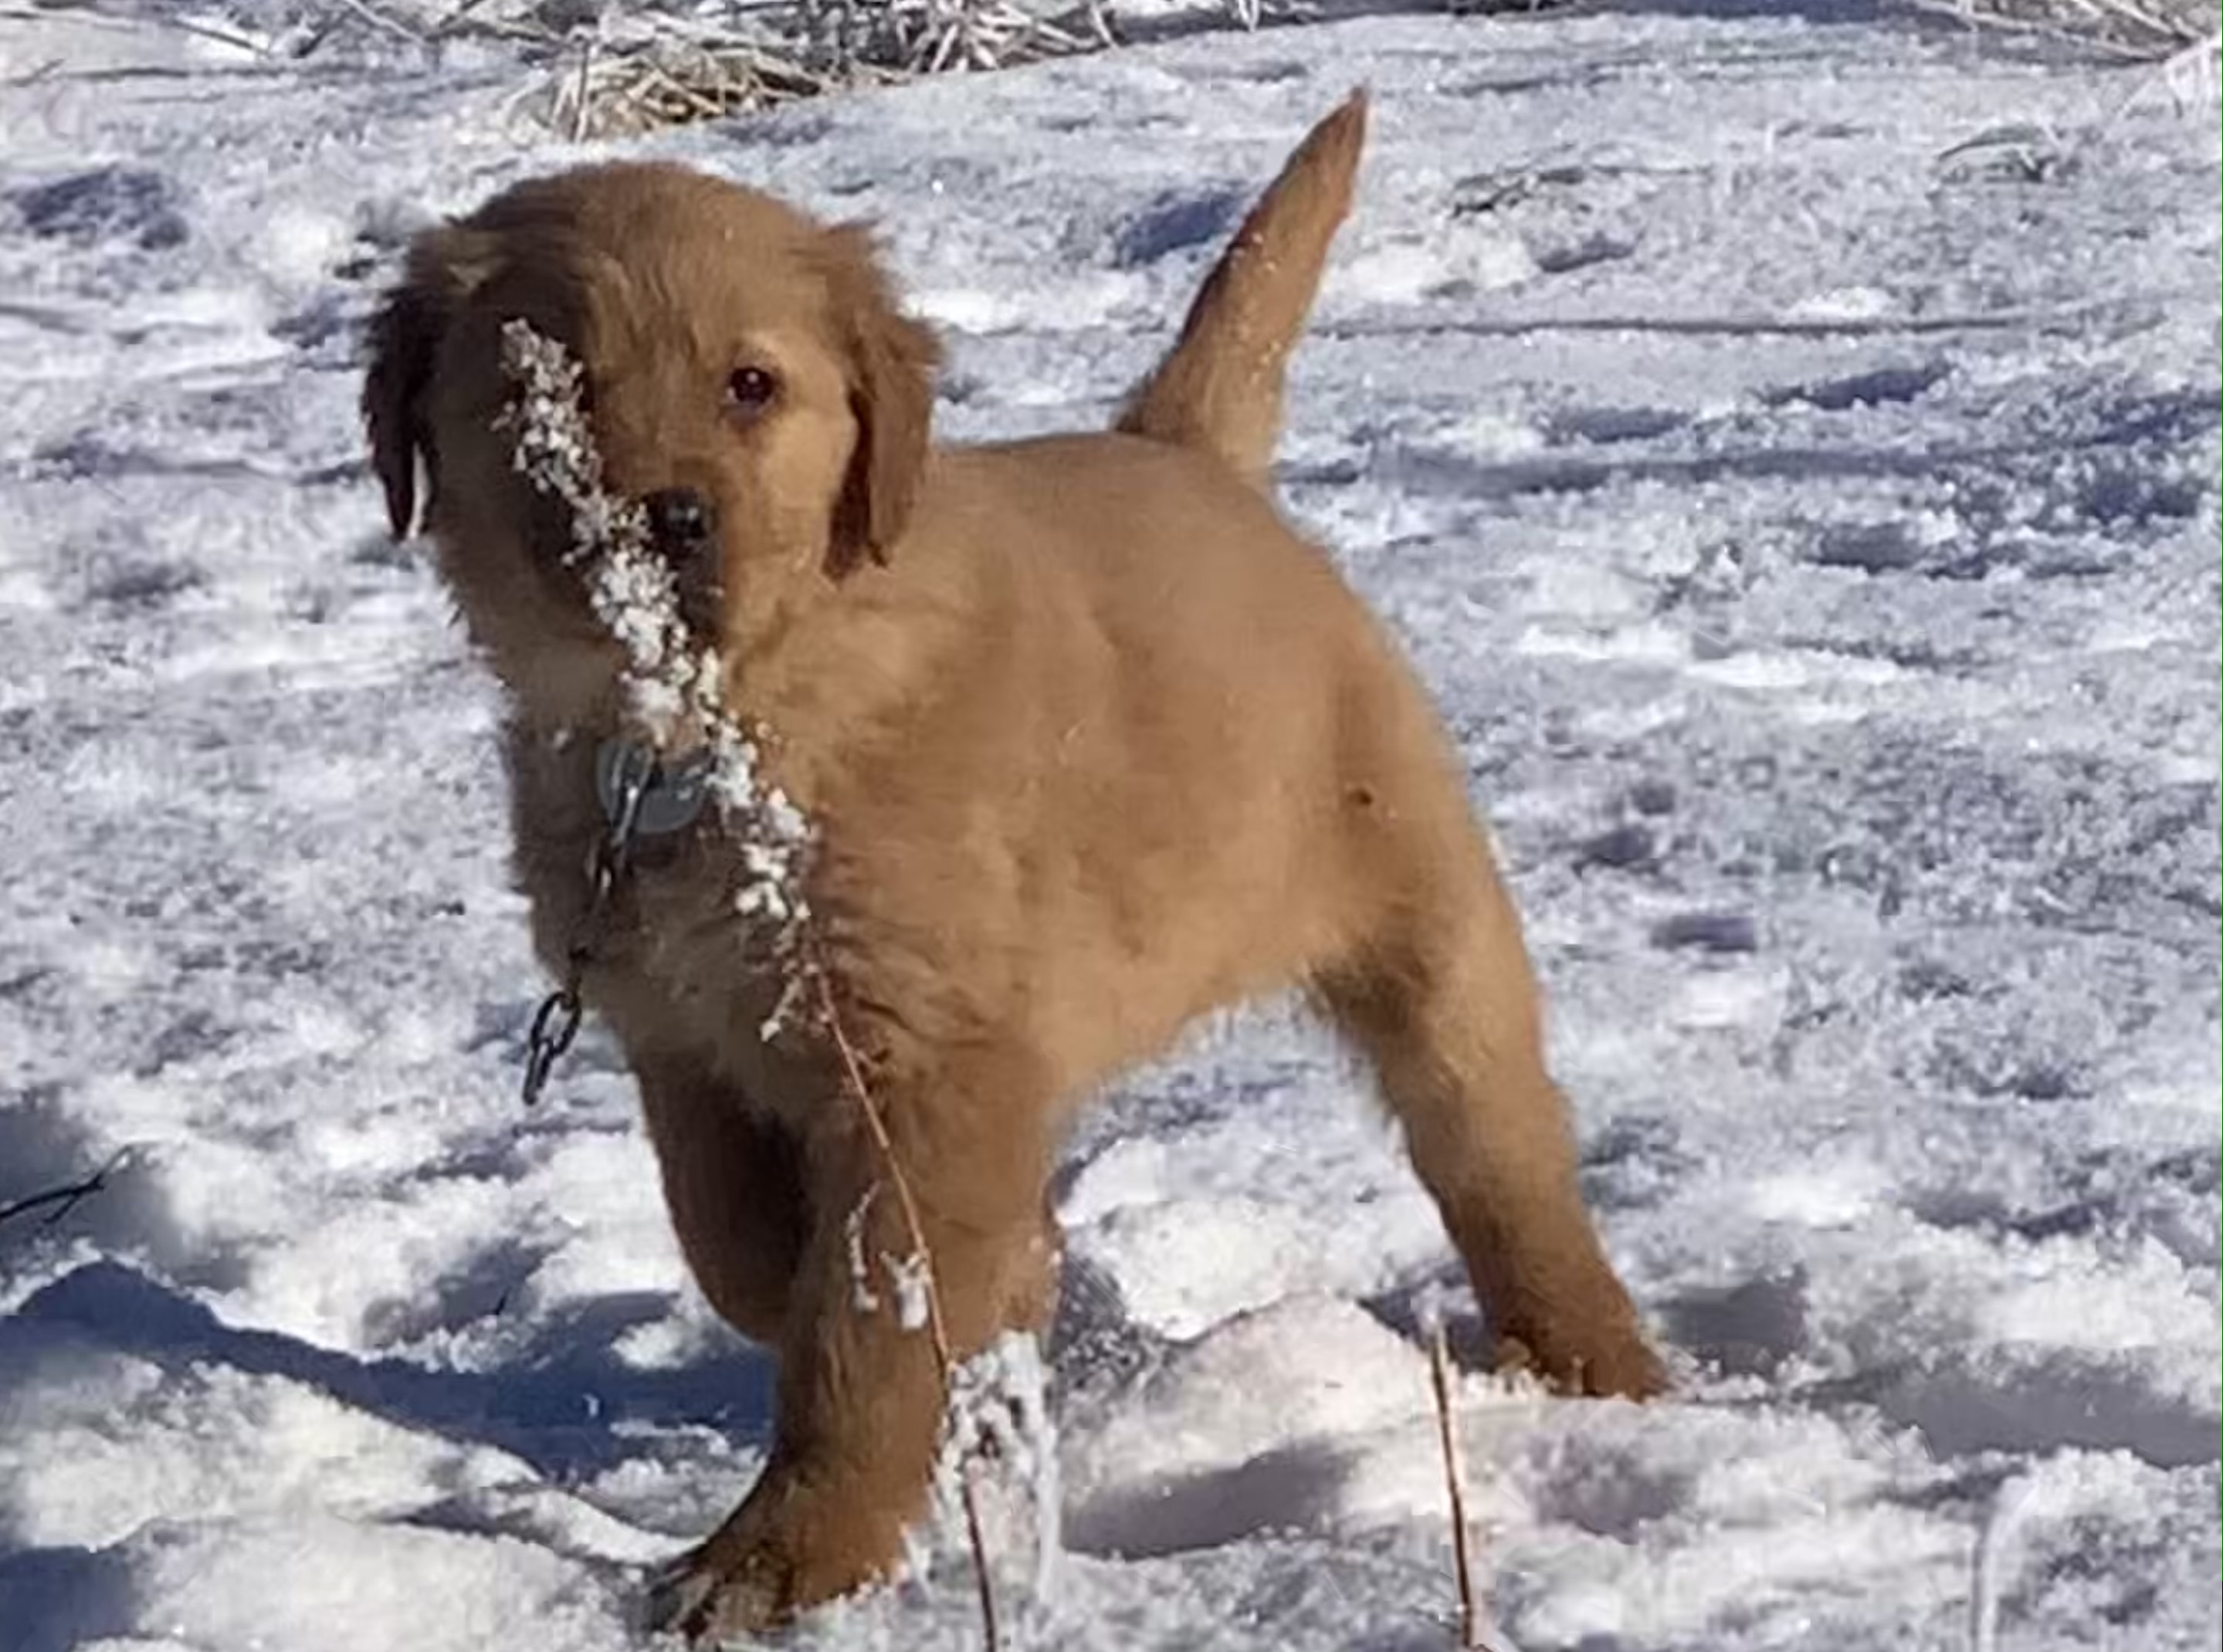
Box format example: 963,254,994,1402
0,1345,530,1551
1514,619,1689,664
1342,233,1537,303
1076,1196,1327,1339
1747,1165,1888,1231
1788,286,1896,321
125,1512,626,1652
1062,1295,1424,1538
252,206,353,289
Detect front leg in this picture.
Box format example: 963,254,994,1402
634,1053,808,1347
658,1051,1056,1637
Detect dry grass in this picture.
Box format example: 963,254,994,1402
1921,0,2218,56
1425,1314,1483,1650
495,0,2217,137
810,957,1005,1650
115,0,2218,134
429,0,1593,137
535,19,895,140
497,0,1112,138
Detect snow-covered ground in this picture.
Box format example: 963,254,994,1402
2,5,2218,1649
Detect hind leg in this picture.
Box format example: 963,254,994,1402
1320,845,1662,1398
635,1055,807,1346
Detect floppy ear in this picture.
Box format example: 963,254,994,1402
362,229,496,540
822,225,940,580
363,280,439,540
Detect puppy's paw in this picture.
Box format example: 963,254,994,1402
649,1533,807,1642
647,1474,900,1643
1496,1316,1668,1400
646,1548,757,1642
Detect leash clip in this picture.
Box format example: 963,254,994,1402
520,737,713,1107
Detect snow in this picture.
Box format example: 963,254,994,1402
2,4,2218,1650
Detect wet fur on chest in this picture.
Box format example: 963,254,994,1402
504,725,804,1093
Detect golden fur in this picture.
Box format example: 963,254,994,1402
364,93,1662,1637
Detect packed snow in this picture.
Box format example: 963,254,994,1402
1,4,2217,1650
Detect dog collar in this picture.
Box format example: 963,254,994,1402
594,736,713,838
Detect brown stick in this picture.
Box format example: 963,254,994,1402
811,959,1003,1652
1428,1315,1481,1650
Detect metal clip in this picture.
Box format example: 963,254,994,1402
595,737,712,838
520,985,583,1108
519,738,679,1107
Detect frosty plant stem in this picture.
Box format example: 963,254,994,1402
496,319,813,1002
816,963,1004,1650
1422,1298,1516,1652
1427,1314,1483,1650
495,318,1003,1649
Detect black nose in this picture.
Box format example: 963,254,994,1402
644,488,714,550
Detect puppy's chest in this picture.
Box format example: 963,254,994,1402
506,732,792,1024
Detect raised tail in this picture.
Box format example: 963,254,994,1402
1115,90,1367,489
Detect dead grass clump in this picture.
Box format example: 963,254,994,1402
515,0,1110,139
1920,0,2218,57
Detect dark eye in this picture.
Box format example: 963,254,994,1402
725,364,780,418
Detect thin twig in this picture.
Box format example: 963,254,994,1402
286,17,343,59
1427,1316,1483,1649
2077,0,2204,46
569,36,595,141
159,12,276,56
427,0,500,41
812,960,1002,1652
2115,28,2223,114
0,5,134,25
1912,0,2202,57
497,319,989,1636
0,1149,129,1231
510,0,1117,139
331,0,431,46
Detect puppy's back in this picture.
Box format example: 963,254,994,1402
817,429,1462,1088
925,432,1368,670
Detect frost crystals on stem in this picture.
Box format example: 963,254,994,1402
846,1186,884,1315
931,1332,1063,1605
498,318,1012,1648
496,318,815,1027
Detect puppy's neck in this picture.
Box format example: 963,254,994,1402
480,567,831,752
485,525,962,827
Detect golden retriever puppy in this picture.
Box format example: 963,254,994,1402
364,93,1662,1637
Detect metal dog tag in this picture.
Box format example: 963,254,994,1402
595,738,714,838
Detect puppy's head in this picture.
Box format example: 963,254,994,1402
364,163,939,710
